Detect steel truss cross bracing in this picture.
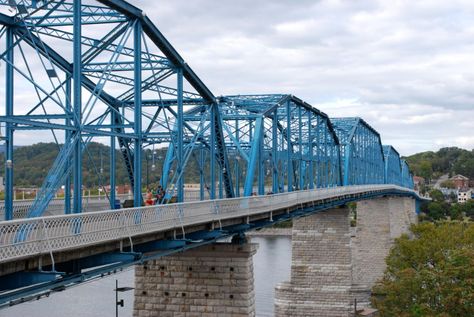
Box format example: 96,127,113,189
0,0,414,222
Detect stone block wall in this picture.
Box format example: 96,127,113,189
352,196,418,305
275,207,352,317
351,198,392,291
133,242,258,317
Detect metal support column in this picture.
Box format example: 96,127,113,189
210,105,216,199
244,116,263,196
258,119,264,195
133,20,142,207
286,100,292,192
4,27,14,220
308,111,314,190
298,106,303,190
176,68,184,202
235,119,240,197
110,111,116,209
65,78,71,214
73,0,82,213
199,148,204,200
272,111,278,194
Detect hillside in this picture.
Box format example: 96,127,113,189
2,143,474,188
0,142,194,188
404,147,474,181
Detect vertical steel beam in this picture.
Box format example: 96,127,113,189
343,145,351,186
73,0,82,214
272,110,278,194
110,111,116,209
258,119,264,195
199,147,204,200
4,27,14,220
308,111,314,190
324,120,328,187
210,105,216,199
133,20,142,207
176,68,184,202
298,106,303,190
219,169,223,198
235,119,240,197
243,116,263,196
316,116,320,188
65,78,71,214
286,100,292,192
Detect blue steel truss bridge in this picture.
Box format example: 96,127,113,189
0,0,423,308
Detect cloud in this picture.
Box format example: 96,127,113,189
131,0,474,155
3,0,474,157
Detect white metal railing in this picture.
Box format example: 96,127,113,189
0,194,134,220
0,185,415,263
0,191,211,220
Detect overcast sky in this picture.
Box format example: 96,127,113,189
131,0,474,156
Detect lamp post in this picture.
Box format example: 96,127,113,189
114,279,134,317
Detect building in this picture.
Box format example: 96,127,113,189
0,176,3,192
413,176,425,191
458,188,472,203
450,174,469,189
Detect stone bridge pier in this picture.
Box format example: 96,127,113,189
275,196,417,317
133,242,258,317
131,196,416,317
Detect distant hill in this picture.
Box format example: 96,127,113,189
0,145,22,153
1,143,473,188
404,147,474,181
0,142,178,188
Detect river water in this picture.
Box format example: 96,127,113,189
1,236,291,317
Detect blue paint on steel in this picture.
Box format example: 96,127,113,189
4,26,14,221
0,1,415,223
73,0,82,214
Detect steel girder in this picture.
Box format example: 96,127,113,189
383,145,402,186
0,0,231,218
331,117,385,186
401,160,414,189
0,0,414,220
218,94,342,197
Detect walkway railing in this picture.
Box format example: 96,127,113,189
0,191,212,220
0,185,415,263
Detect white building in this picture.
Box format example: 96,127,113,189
458,188,472,203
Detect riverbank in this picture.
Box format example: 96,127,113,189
247,228,292,236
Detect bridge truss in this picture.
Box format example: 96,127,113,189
0,0,414,221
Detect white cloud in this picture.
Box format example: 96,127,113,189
3,0,474,157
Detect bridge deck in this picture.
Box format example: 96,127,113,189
0,185,420,264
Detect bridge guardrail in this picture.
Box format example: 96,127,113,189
0,185,415,263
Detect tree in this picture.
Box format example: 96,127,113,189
373,222,474,317
425,201,449,220
440,180,455,189
419,160,433,181
429,189,445,202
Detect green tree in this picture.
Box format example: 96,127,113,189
440,180,455,189
429,189,445,202
419,160,433,181
373,222,474,317
425,201,450,220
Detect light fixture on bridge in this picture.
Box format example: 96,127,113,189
5,159,12,169
114,279,134,317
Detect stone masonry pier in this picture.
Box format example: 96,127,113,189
275,207,353,317
133,242,258,317
132,196,417,317
275,196,417,316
